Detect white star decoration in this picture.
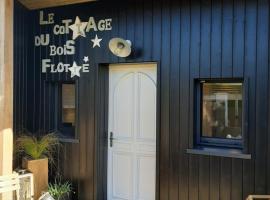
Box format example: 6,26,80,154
69,61,82,78
91,34,102,48
83,56,89,63
69,16,88,40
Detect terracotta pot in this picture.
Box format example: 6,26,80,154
22,158,48,200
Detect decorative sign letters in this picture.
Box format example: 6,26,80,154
35,10,113,78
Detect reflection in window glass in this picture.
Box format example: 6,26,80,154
62,84,76,127
202,83,242,140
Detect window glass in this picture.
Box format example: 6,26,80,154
62,84,76,127
202,82,242,140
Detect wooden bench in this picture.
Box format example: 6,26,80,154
0,173,20,199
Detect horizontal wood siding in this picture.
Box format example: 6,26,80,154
13,0,270,199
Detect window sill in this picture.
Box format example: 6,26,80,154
59,138,79,143
186,147,251,159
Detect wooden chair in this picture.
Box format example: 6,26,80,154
18,172,34,200
247,195,270,200
0,173,20,200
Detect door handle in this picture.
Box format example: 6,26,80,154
110,132,114,147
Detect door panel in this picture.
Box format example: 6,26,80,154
136,155,156,200
108,64,157,200
138,72,156,141
112,152,133,199
113,72,135,139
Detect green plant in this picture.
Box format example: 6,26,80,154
48,180,73,200
16,132,59,160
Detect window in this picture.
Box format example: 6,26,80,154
195,79,245,149
58,83,76,138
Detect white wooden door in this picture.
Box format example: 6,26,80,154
108,63,157,200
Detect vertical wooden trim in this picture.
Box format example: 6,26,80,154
0,130,13,199
0,0,14,169
0,0,14,199
0,0,13,130
156,61,161,200
0,130,13,176
0,0,13,200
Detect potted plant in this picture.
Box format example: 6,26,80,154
16,131,59,200
48,179,73,200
